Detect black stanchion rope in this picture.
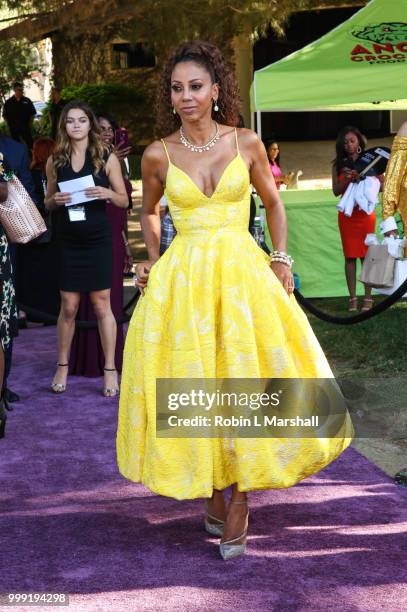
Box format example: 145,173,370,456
17,244,407,328
18,289,140,329
294,277,407,325
262,240,407,325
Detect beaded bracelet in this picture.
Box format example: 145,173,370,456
270,252,294,268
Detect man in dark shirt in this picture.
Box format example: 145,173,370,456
49,87,66,140
3,82,36,150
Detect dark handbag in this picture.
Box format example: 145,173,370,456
360,245,396,288
32,210,52,244
32,174,52,244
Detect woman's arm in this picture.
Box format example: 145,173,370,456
140,142,165,262
44,156,72,210
246,131,287,252
85,154,128,208
134,141,165,293
332,165,352,196
242,129,293,294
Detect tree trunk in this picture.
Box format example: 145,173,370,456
52,30,111,86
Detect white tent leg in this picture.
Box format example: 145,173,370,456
256,110,262,140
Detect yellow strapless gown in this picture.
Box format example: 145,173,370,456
117,136,353,500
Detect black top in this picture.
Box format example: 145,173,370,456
54,150,111,242
53,149,113,292
3,95,36,130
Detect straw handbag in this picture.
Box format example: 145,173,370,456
0,175,46,244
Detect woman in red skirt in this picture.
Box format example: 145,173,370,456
332,126,377,312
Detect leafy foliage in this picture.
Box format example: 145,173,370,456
0,38,41,104
57,83,145,145
60,83,144,116
0,1,362,56
122,0,327,58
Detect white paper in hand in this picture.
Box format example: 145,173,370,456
58,175,97,206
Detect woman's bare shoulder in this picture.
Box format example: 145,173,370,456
143,140,166,161
236,127,264,155
237,127,263,146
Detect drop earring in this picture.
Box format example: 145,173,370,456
173,107,176,115
214,100,219,112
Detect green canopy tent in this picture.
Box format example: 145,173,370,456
251,0,407,132
251,0,407,298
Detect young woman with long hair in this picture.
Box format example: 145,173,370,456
68,112,132,378
45,100,128,396
117,41,353,560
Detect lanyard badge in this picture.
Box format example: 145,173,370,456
68,205,86,222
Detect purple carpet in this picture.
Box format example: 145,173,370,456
1,327,406,611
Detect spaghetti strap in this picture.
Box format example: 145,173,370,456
161,139,171,163
234,128,240,155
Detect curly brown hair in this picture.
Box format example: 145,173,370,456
155,41,241,137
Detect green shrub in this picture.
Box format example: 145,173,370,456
61,83,144,121
0,119,48,140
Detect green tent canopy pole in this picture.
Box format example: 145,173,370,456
256,110,262,139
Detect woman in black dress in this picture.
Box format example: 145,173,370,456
0,162,18,437
45,101,128,396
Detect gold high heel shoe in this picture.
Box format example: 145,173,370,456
51,363,68,393
103,368,119,398
219,500,249,560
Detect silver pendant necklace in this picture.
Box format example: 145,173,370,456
180,122,220,153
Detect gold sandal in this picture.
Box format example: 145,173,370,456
361,297,373,312
204,502,225,537
219,500,249,560
103,368,119,398
348,297,358,312
51,363,68,393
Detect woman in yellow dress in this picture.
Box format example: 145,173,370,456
117,41,353,560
